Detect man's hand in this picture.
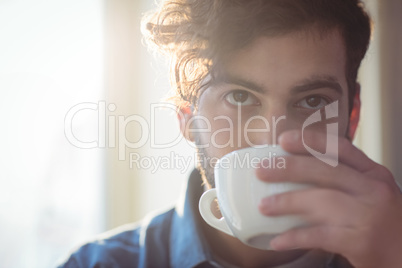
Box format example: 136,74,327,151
257,130,402,268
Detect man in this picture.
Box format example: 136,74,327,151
59,0,402,267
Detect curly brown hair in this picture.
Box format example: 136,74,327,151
142,0,371,112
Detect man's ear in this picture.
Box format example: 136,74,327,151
177,103,195,142
347,83,361,140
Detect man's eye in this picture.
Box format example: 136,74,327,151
225,90,260,106
297,95,329,109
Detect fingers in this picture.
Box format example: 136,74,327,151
277,129,399,190
278,129,376,173
269,225,356,255
259,129,402,267
256,155,374,195
259,188,369,226
270,224,398,268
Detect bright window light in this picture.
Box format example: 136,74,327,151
0,0,104,267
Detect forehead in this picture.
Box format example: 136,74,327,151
215,29,347,95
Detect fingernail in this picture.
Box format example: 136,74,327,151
259,159,270,169
270,240,278,249
270,239,300,251
270,238,282,251
279,131,299,144
259,196,275,213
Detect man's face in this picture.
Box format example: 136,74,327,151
184,29,356,188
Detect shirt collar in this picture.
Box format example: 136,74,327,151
169,169,213,268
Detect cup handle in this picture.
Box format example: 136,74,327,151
198,189,233,236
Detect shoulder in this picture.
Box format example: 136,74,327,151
57,223,141,268
57,208,176,268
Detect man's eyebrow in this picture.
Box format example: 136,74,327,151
291,75,343,95
212,74,343,95
214,74,265,94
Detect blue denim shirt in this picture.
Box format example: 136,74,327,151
57,169,352,268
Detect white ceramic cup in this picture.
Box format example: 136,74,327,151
198,145,311,250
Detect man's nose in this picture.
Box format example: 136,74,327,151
244,108,294,145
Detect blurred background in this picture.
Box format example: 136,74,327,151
0,0,400,267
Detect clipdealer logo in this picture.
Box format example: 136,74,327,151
64,101,339,167
64,102,184,160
